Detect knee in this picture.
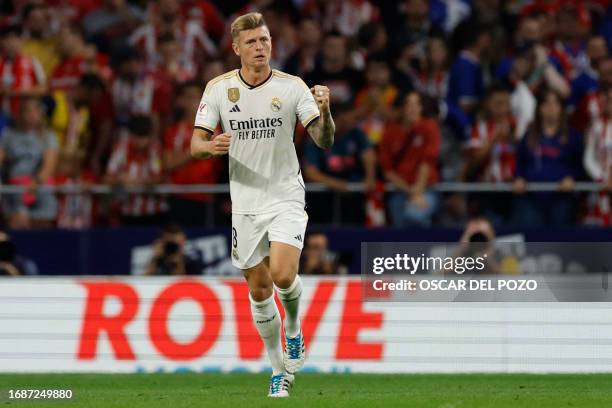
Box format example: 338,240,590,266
249,284,273,302
271,267,298,289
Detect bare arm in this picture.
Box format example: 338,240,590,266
190,128,231,159
304,164,347,192
306,85,335,149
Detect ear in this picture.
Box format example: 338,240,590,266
232,41,240,57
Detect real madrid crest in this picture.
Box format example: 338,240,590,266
228,88,240,103
271,97,282,112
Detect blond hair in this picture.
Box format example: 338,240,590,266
230,12,267,41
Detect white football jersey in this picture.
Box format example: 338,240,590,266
194,69,320,214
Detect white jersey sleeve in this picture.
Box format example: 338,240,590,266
295,79,320,128
194,81,220,133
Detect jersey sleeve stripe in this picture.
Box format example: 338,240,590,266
303,113,320,129
194,125,215,133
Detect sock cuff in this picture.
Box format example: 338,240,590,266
249,292,275,307
275,275,302,298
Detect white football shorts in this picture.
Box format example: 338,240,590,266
231,203,308,270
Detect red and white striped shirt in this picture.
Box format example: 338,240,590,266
129,20,215,75
106,135,167,217
0,53,46,114
467,118,517,182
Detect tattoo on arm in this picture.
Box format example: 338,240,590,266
308,110,335,149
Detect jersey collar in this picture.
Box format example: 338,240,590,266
237,69,274,90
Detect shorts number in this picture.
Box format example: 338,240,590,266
232,227,237,248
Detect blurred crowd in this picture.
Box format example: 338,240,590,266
1,0,612,230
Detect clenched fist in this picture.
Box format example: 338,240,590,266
210,133,231,156
311,85,330,113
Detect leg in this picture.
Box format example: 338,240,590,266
267,205,309,374
269,241,302,337
243,257,284,375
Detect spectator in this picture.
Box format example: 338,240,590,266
0,97,58,229
464,85,517,225
497,16,569,99
305,31,363,104
0,230,38,275
354,54,398,145
145,223,204,275
81,0,145,54
283,17,321,77
414,34,449,101
48,73,105,154
512,89,583,227
380,91,441,227
105,115,168,226
20,3,59,77
356,22,389,67
304,101,376,225
583,88,612,225
129,0,216,74
447,23,491,116
0,25,47,117
464,84,517,183
152,32,196,85
50,24,110,91
163,81,221,226
572,56,612,134
109,45,169,136
568,35,608,111
301,232,345,275
54,148,97,229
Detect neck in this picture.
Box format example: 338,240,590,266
240,64,271,86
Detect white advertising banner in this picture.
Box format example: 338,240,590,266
1,277,611,373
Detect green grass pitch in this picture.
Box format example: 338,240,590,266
1,373,612,407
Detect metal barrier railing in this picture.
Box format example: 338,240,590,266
1,182,602,225
0,182,605,194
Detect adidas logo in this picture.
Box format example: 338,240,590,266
229,105,241,113
294,234,302,242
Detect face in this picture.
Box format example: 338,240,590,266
21,100,43,128
404,92,423,123
25,8,47,34
366,62,390,87
300,19,320,47
539,92,562,123
587,37,607,67
178,86,201,115
158,0,179,19
487,91,510,119
427,38,448,69
232,26,272,69
2,34,21,56
158,40,179,62
322,36,347,67
406,0,428,21
518,18,541,43
305,234,328,259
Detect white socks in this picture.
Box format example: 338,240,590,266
249,293,284,375
275,275,303,338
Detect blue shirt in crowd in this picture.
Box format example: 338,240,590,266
447,51,484,109
305,127,371,182
516,129,583,182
